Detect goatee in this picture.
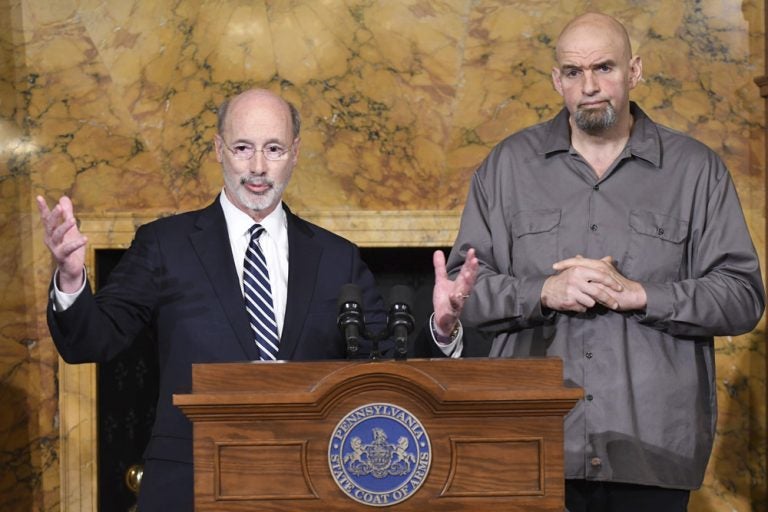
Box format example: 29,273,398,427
575,103,617,135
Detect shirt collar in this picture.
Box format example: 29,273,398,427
219,190,287,241
625,102,662,167
541,101,662,168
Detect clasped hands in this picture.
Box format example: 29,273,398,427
541,255,647,313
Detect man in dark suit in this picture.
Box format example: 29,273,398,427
37,89,477,510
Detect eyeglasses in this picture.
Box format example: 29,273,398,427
220,139,296,161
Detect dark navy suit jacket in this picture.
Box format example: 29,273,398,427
47,199,386,506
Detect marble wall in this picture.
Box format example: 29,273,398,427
0,0,764,510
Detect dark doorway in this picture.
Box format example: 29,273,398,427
95,249,159,511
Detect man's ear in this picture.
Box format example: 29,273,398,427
552,67,564,96
628,55,643,89
213,134,224,163
291,137,301,166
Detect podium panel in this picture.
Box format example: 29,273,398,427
174,358,581,511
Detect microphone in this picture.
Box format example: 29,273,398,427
337,283,364,356
388,285,415,360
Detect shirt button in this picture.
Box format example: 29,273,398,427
590,224,598,232
657,227,665,236
586,394,593,401
590,457,602,467
585,352,593,359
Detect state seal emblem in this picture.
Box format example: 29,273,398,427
329,403,431,507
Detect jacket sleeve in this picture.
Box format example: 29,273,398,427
47,223,160,363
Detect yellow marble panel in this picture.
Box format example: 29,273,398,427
0,0,764,510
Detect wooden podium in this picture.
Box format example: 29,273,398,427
174,358,581,511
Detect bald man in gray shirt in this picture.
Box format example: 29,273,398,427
439,12,765,512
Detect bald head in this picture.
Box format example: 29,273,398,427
217,89,301,139
556,12,633,64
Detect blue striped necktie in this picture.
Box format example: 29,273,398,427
243,224,279,360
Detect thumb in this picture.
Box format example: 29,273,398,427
433,250,447,280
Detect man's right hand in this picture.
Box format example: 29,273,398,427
36,195,87,293
432,248,478,336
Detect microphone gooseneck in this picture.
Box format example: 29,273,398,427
388,285,415,360
337,283,363,357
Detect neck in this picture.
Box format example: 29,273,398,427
569,111,633,178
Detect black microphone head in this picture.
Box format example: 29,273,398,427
388,285,414,310
338,283,363,310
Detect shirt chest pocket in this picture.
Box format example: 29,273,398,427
623,210,688,281
510,209,561,276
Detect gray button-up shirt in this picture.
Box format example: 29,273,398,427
447,103,765,489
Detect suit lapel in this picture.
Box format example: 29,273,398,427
189,199,261,361
278,207,322,360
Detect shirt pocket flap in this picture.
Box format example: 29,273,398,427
511,209,562,237
629,210,688,243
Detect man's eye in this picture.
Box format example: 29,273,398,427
265,144,284,154
233,144,251,153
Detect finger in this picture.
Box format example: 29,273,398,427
59,195,75,217
584,283,620,310
59,237,88,257
555,260,624,292
553,256,603,271
552,257,587,271
58,196,78,230
50,216,78,246
563,293,592,313
36,195,52,218
463,248,478,273
584,270,623,292
37,196,62,235
600,255,615,265
457,248,478,288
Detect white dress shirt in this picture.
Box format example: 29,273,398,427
219,191,289,338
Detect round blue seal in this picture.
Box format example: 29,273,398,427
329,403,431,507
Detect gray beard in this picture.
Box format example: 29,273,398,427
223,172,284,214
574,103,617,135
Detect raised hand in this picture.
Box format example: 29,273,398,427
432,248,478,335
36,195,87,292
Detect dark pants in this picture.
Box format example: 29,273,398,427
566,480,690,512
137,459,193,511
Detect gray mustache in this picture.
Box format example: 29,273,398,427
240,177,273,187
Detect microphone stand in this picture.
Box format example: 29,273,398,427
337,284,416,361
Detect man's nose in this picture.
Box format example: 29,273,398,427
582,71,600,95
248,149,268,174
